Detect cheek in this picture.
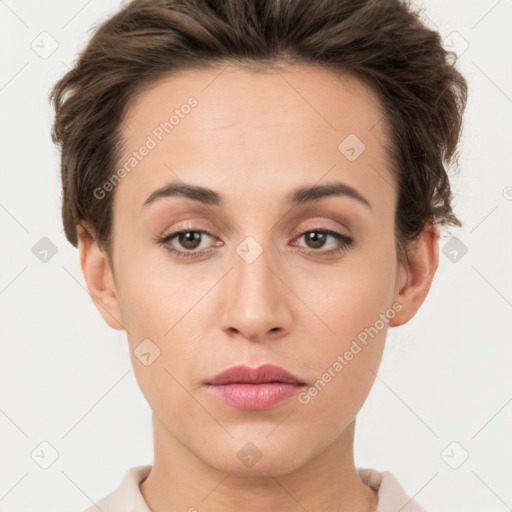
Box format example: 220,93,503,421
296,242,396,342
116,262,206,375
295,285,390,428
293,240,396,398
114,248,182,334
119,275,200,415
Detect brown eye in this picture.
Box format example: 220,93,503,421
303,231,328,249
293,229,354,257
175,231,203,250
156,229,216,260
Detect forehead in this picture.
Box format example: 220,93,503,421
114,63,395,217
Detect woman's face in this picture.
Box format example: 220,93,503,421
90,64,418,475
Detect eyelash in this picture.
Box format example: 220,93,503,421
154,227,354,260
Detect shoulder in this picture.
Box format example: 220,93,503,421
81,465,152,512
357,467,429,512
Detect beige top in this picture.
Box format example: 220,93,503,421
83,465,428,512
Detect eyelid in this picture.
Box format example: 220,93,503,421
158,217,350,243
290,217,352,237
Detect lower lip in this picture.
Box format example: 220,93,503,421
206,382,304,410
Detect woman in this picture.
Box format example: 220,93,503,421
49,0,467,510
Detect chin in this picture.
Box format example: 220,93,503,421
203,438,309,477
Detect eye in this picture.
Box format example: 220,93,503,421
155,229,217,260
154,227,354,260
292,229,354,257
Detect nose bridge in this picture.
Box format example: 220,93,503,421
219,233,291,340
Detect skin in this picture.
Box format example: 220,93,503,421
77,63,439,512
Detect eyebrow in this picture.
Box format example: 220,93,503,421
142,180,372,211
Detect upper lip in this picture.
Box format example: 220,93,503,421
206,364,305,385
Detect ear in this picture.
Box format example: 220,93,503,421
389,221,440,327
76,222,125,331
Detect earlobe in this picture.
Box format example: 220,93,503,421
76,222,125,331
389,222,440,327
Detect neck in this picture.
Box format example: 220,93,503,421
140,416,378,512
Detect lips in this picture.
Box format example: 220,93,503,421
206,364,305,386
205,364,306,410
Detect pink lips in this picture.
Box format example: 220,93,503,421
205,364,306,410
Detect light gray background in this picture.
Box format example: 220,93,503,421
1,0,511,510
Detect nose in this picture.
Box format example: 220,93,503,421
219,238,293,343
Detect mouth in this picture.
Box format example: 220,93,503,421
205,364,306,410
206,363,305,386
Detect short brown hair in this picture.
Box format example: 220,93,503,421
49,0,468,267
